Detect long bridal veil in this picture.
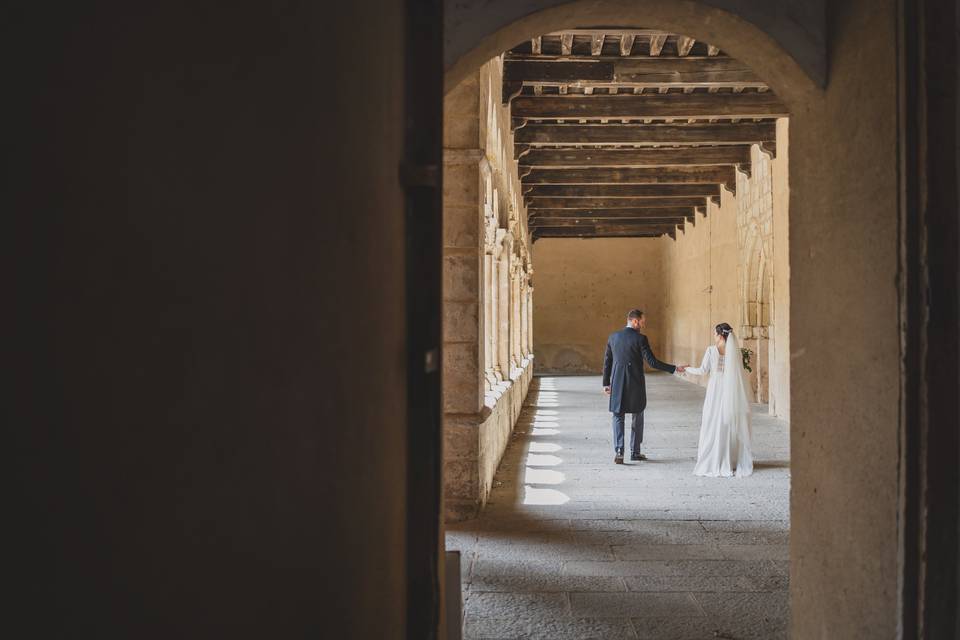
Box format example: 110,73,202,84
722,332,754,476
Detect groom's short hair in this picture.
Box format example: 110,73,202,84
627,309,644,320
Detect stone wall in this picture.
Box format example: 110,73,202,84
530,134,790,419
658,125,790,420
443,56,534,522
532,238,667,373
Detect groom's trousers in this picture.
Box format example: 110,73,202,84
612,412,644,454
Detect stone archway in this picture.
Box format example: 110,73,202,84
444,2,904,637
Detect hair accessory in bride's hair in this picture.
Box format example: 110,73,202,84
715,322,734,338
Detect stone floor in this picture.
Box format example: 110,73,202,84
446,373,791,640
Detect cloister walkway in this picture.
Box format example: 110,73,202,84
447,373,790,640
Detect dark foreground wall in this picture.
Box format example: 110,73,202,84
7,2,408,637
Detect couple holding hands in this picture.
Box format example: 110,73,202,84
602,309,753,478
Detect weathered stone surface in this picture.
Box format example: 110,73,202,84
444,417,480,459
444,300,480,343
569,592,703,618
444,459,480,500
624,574,788,593
444,204,482,249
443,161,482,207
447,374,790,639
467,574,626,593
464,615,639,640
465,592,568,618
443,342,482,414
443,253,481,301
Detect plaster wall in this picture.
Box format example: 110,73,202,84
657,133,789,417
660,193,741,380
786,2,900,635
769,118,791,419
533,238,667,373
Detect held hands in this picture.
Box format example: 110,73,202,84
603,386,611,396
676,365,688,374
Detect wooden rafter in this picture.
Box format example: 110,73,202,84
527,196,708,210
529,206,695,219
501,58,765,101
514,122,775,150
676,36,696,57
519,145,752,168
511,92,787,120
648,34,667,56
523,183,722,202
508,29,777,241
591,34,604,55
523,166,737,192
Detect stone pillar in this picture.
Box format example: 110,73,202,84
519,277,528,358
527,273,535,356
511,261,523,373
441,74,487,520
483,250,497,393
496,241,512,384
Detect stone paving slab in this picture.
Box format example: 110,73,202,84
446,374,791,639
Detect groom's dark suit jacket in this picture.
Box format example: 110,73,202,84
602,328,676,414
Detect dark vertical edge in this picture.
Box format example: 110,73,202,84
897,0,923,635
920,0,960,635
404,0,444,638
899,0,960,636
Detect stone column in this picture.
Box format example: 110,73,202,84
519,277,528,359
497,240,512,384
441,121,487,520
483,250,497,392
526,271,534,356
511,261,523,373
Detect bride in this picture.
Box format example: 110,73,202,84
682,323,754,477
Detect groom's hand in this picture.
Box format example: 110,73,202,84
603,386,611,396
676,365,686,373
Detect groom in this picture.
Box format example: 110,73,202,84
603,309,685,464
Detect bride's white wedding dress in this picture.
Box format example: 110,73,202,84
684,333,754,477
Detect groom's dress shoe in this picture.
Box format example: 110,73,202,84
630,453,648,461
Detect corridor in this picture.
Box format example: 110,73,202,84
447,373,790,639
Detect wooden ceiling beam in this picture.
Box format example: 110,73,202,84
676,36,696,57
619,34,636,56
533,226,679,240
511,92,787,119
514,122,776,148
519,145,752,168
523,183,722,202
523,166,737,192
590,34,605,55
546,29,669,37
501,58,764,100
527,196,708,210
529,215,690,225
529,207,695,220
649,34,667,56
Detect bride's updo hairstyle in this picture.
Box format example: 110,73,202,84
715,322,734,341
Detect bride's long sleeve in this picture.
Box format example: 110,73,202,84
683,348,712,376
